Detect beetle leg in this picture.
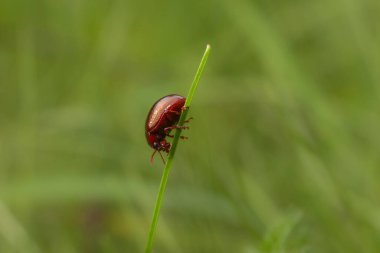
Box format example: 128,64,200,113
181,106,189,112
164,125,189,133
183,117,193,123
167,134,188,140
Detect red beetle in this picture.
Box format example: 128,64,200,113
145,94,191,163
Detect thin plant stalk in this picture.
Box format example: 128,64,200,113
144,45,211,253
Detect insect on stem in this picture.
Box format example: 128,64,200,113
144,45,211,253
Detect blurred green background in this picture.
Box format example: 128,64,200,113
1,0,380,252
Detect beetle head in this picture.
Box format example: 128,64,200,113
150,136,171,164
159,140,171,153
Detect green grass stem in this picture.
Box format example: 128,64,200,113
144,44,211,253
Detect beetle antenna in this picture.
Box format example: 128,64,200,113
150,150,157,164
158,151,166,164
150,150,166,164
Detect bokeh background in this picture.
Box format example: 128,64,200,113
1,0,380,252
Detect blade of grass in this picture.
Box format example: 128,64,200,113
144,44,211,253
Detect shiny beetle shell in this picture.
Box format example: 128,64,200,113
145,94,186,161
